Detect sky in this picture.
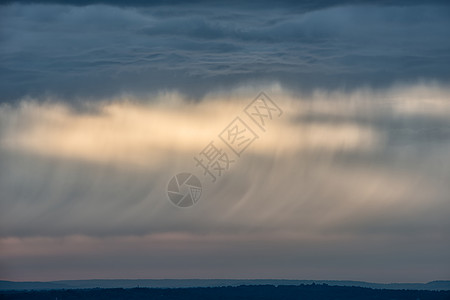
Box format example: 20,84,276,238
0,0,450,282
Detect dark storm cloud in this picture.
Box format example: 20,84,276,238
1,2,450,102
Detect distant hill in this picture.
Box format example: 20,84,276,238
1,284,450,300
1,279,449,291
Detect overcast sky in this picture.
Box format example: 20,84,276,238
0,1,449,282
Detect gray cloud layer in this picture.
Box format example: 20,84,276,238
1,2,450,101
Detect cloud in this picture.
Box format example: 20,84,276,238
1,2,450,101
1,232,449,282
1,83,449,281
1,0,450,282
0,92,381,169
1,83,449,239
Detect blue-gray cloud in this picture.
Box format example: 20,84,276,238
1,2,450,102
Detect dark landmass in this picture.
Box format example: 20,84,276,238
1,279,449,291
1,284,450,300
